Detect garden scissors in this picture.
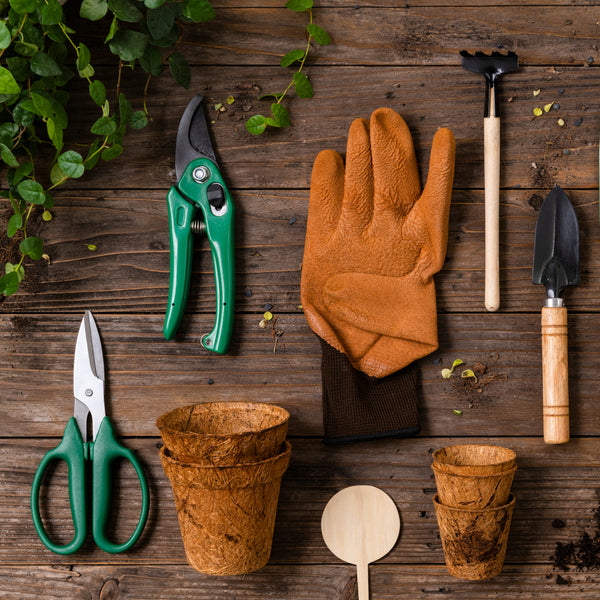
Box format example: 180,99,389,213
163,94,235,353
31,311,149,554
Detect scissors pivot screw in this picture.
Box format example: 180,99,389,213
192,166,210,183
85,389,93,397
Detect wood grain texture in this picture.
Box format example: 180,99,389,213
4,3,600,597
542,306,570,444
5,437,600,568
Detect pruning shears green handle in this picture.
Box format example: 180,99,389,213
163,95,236,354
164,157,235,353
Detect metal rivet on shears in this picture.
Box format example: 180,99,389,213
85,389,93,397
192,166,210,183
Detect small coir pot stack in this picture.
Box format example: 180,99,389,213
431,444,517,580
157,401,291,575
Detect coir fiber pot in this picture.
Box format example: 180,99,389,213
433,493,516,580
432,463,517,509
156,401,289,464
432,444,516,476
160,441,291,575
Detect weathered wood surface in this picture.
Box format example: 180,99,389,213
4,2,600,598
3,312,600,438
6,438,600,566
3,186,600,314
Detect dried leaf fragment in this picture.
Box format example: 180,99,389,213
533,107,543,117
461,369,478,383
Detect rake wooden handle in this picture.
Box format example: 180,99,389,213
542,306,570,444
484,116,500,312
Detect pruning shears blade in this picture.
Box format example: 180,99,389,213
175,95,217,180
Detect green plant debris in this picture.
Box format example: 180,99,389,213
533,107,543,117
461,369,478,383
441,358,464,379
453,409,463,416
226,95,235,105
86,244,97,251
246,0,330,135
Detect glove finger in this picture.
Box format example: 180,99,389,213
370,108,421,218
418,126,455,275
341,117,374,230
308,149,345,238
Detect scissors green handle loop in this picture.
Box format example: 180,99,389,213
92,417,149,553
31,417,149,554
163,157,235,354
31,418,87,555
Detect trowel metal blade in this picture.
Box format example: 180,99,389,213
532,185,580,299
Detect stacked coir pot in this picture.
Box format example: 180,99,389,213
157,401,291,575
431,444,517,580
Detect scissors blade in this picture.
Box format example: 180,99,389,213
73,311,106,442
175,95,218,180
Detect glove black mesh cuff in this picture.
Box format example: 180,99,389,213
319,338,420,445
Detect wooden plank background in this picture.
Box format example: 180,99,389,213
3,1,600,598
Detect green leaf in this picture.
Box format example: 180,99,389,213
168,52,190,89
17,180,45,205
139,45,163,76
183,0,215,22
105,15,119,43
270,103,291,127
12,161,32,185
47,118,64,152
0,66,21,96
9,0,36,14
50,162,66,184
85,140,102,170
145,0,165,7
57,150,85,178
246,114,267,135
30,53,63,77
147,4,175,39
77,43,91,72
20,237,44,260
285,0,312,11
109,30,148,61
21,93,53,119
0,271,20,296
306,23,331,45
43,193,54,209
89,80,106,106
6,56,30,82
80,0,108,20
7,214,22,237
0,21,11,50
108,0,143,22
293,71,313,98
280,49,305,68
102,144,123,161
130,110,148,129
42,210,53,221
39,0,63,25
0,143,19,168
6,263,25,282
91,116,117,135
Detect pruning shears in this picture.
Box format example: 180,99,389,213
163,95,235,354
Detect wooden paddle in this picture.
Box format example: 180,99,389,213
321,485,401,599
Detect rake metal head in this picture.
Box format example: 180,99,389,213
460,50,519,82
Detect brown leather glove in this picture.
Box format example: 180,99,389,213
301,107,455,442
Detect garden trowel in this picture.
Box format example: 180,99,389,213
532,185,579,444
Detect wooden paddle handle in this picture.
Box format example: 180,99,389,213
357,561,369,600
542,306,569,444
484,116,500,312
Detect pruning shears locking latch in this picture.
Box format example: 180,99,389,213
163,95,235,354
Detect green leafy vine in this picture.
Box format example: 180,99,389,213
245,0,330,136
0,0,215,296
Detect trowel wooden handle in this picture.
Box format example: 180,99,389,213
542,306,569,444
484,116,500,312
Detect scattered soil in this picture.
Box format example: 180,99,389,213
441,360,505,409
551,503,600,583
